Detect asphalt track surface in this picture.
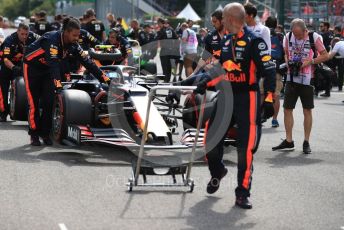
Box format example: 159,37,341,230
1,29,344,230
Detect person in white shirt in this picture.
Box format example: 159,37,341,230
328,39,344,58
328,38,344,99
244,3,271,52
180,23,198,77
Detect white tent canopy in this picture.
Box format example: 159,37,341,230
176,3,201,21
216,4,223,10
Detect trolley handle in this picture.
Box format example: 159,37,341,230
134,85,200,184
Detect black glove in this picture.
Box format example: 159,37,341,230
194,79,208,95
165,91,181,105
262,92,274,119
12,66,22,76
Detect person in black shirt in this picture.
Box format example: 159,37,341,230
156,18,179,82
34,10,52,36
115,17,126,37
106,13,116,29
138,24,157,60
51,14,63,31
127,19,141,41
83,8,106,42
319,22,334,52
0,24,40,122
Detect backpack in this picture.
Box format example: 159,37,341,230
271,31,284,60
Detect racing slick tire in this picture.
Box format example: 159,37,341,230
9,77,28,121
52,89,92,143
182,91,217,130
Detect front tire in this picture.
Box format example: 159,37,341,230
52,89,92,143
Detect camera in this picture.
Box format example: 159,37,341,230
288,56,302,77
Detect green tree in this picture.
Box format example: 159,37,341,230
0,0,55,19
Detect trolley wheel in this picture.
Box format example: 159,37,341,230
189,180,194,193
128,179,134,192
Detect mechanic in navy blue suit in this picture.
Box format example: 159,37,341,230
104,27,134,66
194,3,276,209
23,17,110,146
0,23,40,122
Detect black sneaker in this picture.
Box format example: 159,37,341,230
303,141,311,154
0,114,7,122
30,135,41,146
272,139,295,151
41,136,53,146
320,92,330,97
206,168,228,194
235,196,252,209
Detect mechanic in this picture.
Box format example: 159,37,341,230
265,16,285,128
0,23,40,122
104,28,133,65
61,28,101,75
23,17,110,146
127,19,141,41
194,2,275,209
51,14,63,31
34,10,52,36
83,9,106,42
138,24,157,61
192,9,226,75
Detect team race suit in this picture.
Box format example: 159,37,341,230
205,27,276,198
23,31,107,137
0,31,40,117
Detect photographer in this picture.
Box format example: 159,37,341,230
272,19,328,154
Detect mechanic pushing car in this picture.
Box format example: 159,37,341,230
0,23,40,122
194,3,275,209
23,17,110,146
104,27,134,66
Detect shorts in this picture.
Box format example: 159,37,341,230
259,73,283,96
283,82,314,109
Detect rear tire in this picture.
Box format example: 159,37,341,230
182,91,217,130
10,77,28,121
52,89,92,143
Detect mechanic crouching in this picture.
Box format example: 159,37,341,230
23,17,110,146
104,28,134,66
195,3,275,209
0,23,40,122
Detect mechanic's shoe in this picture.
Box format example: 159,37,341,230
0,114,7,122
207,168,228,194
303,141,312,154
272,139,295,151
271,119,279,128
30,135,41,146
41,136,53,146
235,196,252,209
320,92,330,97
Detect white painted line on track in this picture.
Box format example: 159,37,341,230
58,223,68,230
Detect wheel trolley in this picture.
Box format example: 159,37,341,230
127,85,207,192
